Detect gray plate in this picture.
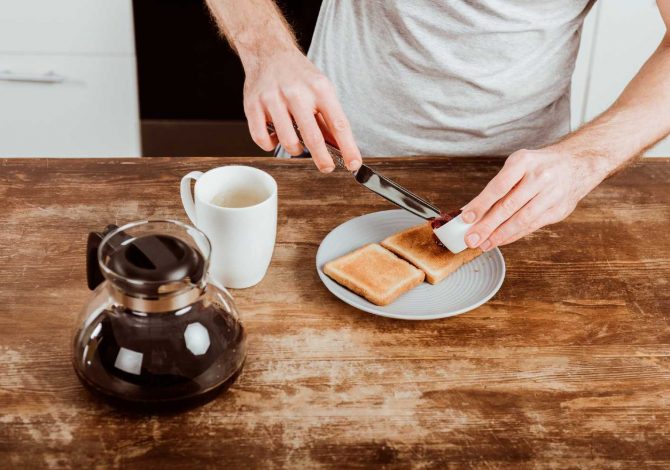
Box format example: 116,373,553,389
316,210,506,320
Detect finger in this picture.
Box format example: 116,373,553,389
316,91,362,171
315,113,335,143
245,101,276,151
480,194,555,251
263,95,304,156
460,156,526,224
495,222,543,247
287,101,335,173
498,201,571,247
465,175,539,249
495,212,557,247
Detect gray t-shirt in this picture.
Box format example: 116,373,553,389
307,0,595,156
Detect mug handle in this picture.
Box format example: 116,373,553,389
180,171,203,225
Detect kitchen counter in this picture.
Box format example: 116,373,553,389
1,156,669,468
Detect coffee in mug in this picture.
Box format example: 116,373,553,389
180,165,277,288
210,187,268,209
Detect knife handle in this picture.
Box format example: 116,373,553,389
266,122,347,170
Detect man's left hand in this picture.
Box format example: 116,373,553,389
460,146,610,251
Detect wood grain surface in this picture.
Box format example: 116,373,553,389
1,157,669,469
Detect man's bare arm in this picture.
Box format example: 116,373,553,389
205,0,296,68
461,0,670,251
205,0,362,172
557,0,670,174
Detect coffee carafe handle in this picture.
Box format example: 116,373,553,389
86,225,121,290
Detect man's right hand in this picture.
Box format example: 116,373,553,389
206,0,361,172
242,48,362,173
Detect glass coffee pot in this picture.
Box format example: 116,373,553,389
73,220,246,410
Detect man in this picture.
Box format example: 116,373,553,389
206,1,670,252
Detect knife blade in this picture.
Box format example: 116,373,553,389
267,123,441,220
352,164,441,220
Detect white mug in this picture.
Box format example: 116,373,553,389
180,165,278,289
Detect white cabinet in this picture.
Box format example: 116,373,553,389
0,54,139,157
572,0,669,156
0,0,135,55
0,0,140,157
570,1,600,131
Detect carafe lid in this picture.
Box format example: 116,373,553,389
87,221,210,302
107,234,204,285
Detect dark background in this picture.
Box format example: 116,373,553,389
132,0,322,155
133,1,321,135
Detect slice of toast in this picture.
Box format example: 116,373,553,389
381,224,482,284
323,243,425,306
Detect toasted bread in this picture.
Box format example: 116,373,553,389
323,243,425,306
381,223,482,284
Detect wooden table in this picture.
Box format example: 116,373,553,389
1,157,669,468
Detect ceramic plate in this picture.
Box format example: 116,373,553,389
316,210,505,320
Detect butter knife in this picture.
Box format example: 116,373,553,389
267,123,441,220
